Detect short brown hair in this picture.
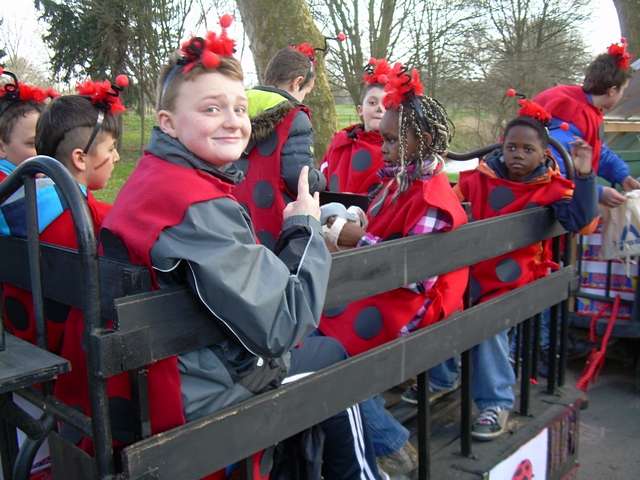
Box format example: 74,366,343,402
36,95,121,166
263,47,315,89
583,53,632,95
0,101,44,143
156,54,244,111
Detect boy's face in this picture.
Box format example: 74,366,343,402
601,80,629,112
160,71,250,166
503,125,545,182
0,111,39,166
358,86,386,132
84,132,120,190
379,108,417,166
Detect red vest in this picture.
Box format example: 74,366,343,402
457,161,574,304
533,85,603,172
233,106,308,247
319,172,468,356
323,125,384,195
101,153,237,479
3,193,110,354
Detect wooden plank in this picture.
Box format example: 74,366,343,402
604,120,640,132
120,268,572,480
96,208,566,376
325,207,564,308
0,335,69,394
0,236,152,320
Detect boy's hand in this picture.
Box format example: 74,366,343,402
600,187,626,207
570,137,593,176
621,175,640,192
283,166,321,221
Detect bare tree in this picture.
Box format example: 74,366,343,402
464,0,592,141
308,0,418,105
613,0,639,56
404,1,481,99
236,0,337,162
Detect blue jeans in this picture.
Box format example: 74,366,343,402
360,395,409,456
472,330,515,411
429,357,460,390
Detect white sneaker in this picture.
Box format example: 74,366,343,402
471,406,510,441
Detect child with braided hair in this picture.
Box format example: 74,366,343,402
319,62,468,356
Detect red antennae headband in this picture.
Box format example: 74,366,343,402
76,74,129,153
504,88,567,129
383,62,424,109
607,37,631,70
0,68,58,117
291,31,347,63
363,58,391,86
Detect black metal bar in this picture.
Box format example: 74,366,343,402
0,157,115,478
16,389,93,436
460,350,472,457
447,143,500,161
417,371,431,480
520,318,532,416
0,393,19,480
13,414,56,480
532,313,541,381
605,260,612,297
23,176,46,352
548,137,575,180
559,233,573,387
130,369,152,439
514,323,522,376
547,238,561,394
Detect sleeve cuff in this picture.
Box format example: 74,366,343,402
282,215,322,235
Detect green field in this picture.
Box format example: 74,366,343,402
94,105,481,203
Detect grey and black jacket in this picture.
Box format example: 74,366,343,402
239,86,326,200
146,129,331,420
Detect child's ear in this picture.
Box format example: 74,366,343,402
356,105,363,117
291,75,305,92
70,147,87,173
0,141,7,158
157,110,177,137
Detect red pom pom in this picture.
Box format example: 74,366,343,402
201,50,221,69
219,14,234,28
506,88,516,97
337,32,347,42
115,74,129,88
378,74,388,84
560,122,569,131
517,98,551,125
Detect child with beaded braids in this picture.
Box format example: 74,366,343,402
319,62,468,356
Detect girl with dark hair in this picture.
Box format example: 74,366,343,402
319,62,468,355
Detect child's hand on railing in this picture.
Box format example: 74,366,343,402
283,166,321,221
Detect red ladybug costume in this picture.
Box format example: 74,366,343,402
234,105,308,245
319,172,468,355
455,159,574,304
322,124,384,195
533,85,603,172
